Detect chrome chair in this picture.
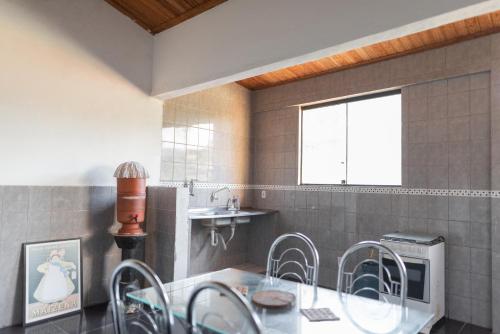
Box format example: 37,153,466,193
110,259,174,334
266,232,319,288
186,281,263,334
337,241,408,306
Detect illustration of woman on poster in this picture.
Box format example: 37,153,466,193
33,249,77,304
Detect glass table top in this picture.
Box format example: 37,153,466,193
128,268,433,334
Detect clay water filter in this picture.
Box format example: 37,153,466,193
113,161,149,235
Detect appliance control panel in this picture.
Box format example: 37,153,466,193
380,240,429,258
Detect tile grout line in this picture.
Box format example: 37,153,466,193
457,322,468,334
50,321,70,334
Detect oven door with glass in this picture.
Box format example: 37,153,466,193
380,253,430,303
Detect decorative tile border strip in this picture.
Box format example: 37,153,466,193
159,181,254,190
159,181,499,198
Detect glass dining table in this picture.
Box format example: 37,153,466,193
128,268,433,334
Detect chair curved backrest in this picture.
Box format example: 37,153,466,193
337,241,408,307
187,281,263,334
110,259,174,334
266,232,319,288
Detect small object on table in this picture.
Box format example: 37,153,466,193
300,308,340,322
251,290,295,309
233,285,249,296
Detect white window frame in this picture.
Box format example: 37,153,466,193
299,90,402,186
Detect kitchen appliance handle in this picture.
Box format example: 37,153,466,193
383,253,429,265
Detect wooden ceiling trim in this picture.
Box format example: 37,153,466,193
150,0,227,33
237,10,500,90
105,0,227,34
156,0,184,15
137,0,177,19
491,11,500,25
108,0,173,30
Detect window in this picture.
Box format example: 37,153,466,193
300,91,401,186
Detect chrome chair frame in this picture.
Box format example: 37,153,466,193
110,259,174,334
186,281,263,334
266,232,320,288
337,241,408,307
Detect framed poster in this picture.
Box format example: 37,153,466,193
23,238,82,326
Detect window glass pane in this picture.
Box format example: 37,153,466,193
347,94,401,185
301,104,346,184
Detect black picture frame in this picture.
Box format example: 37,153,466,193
23,238,83,327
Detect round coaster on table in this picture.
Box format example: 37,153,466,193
251,290,296,309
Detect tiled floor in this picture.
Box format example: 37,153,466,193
429,318,491,334
0,303,188,334
0,304,114,334
0,303,492,334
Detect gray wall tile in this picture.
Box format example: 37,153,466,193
428,196,449,220
427,165,449,189
470,198,491,223
448,245,471,271
27,210,51,242
28,187,52,212
471,298,492,328
448,220,471,247
3,186,28,213
306,191,319,210
448,294,471,323
447,269,471,298
295,191,307,209
409,196,428,218
449,164,471,189
318,191,332,208
470,223,492,250
250,57,497,328
449,197,470,222
471,162,491,189
2,211,28,241
0,185,119,328
493,278,500,330
471,248,492,276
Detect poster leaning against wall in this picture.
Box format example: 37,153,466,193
23,238,82,326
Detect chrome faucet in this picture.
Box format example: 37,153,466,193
210,187,240,211
184,179,197,196
210,187,230,202
227,195,240,212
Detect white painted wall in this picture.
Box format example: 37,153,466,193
152,0,500,98
0,0,162,186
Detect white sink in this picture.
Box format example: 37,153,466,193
188,207,273,220
188,207,276,248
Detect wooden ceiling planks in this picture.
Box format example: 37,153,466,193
105,0,227,34
237,11,500,90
